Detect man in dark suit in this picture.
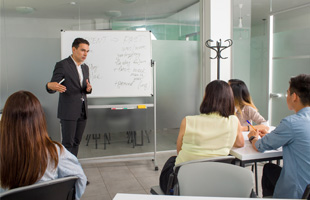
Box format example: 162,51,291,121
46,38,92,157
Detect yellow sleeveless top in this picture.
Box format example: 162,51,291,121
175,113,238,165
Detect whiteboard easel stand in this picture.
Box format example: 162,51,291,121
152,60,158,170
80,61,158,171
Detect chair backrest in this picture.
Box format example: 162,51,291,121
0,176,78,200
176,162,254,197
165,156,235,195
174,156,235,171
302,184,310,199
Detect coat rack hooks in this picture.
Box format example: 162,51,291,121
205,39,233,80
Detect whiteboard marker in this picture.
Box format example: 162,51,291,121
59,78,65,84
111,108,123,110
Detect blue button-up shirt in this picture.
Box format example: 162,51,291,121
255,107,310,199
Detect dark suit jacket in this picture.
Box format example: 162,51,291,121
46,56,92,120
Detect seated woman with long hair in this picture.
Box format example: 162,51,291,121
0,91,87,200
228,79,269,131
159,80,244,193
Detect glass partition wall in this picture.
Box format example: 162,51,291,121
0,0,201,159
269,3,310,126
233,0,310,126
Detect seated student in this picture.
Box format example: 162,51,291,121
229,79,269,131
159,80,244,193
0,91,87,200
248,74,310,199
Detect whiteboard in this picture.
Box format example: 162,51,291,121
61,30,153,98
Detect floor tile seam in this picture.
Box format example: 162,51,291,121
141,186,150,194
135,175,158,192
134,175,147,193
99,165,138,180
123,167,146,191
97,166,113,200
105,180,146,199
126,160,159,170
96,162,134,176
82,192,109,199
83,167,107,184
127,163,157,179
128,171,161,179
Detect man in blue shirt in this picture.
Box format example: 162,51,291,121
248,74,310,199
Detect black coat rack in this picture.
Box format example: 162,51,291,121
205,39,233,80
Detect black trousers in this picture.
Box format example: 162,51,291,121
60,103,87,157
159,156,177,193
262,163,282,197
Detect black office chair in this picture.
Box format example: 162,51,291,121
302,184,310,199
0,176,78,200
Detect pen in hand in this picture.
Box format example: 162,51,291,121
59,78,65,84
246,120,257,132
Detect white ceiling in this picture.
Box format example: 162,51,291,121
2,0,310,26
4,0,198,21
233,0,310,28
251,0,310,26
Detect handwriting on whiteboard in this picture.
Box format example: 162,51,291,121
61,31,152,97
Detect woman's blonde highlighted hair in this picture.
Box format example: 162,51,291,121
228,79,257,116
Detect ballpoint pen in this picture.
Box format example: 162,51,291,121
246,120,257,132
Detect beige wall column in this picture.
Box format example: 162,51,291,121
200,0,233,86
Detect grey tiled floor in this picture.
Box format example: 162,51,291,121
80,151,271,200
80,151,176,200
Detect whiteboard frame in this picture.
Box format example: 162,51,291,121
60,30,153,98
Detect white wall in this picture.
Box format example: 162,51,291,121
0,17,100,141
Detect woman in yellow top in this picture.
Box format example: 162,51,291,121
159,80,244,193
228,79,269,132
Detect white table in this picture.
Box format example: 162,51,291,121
230,133,282,164
230,127,282,161
113,193,294,200
230,128,282,195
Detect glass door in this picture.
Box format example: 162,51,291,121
269,5,310,126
